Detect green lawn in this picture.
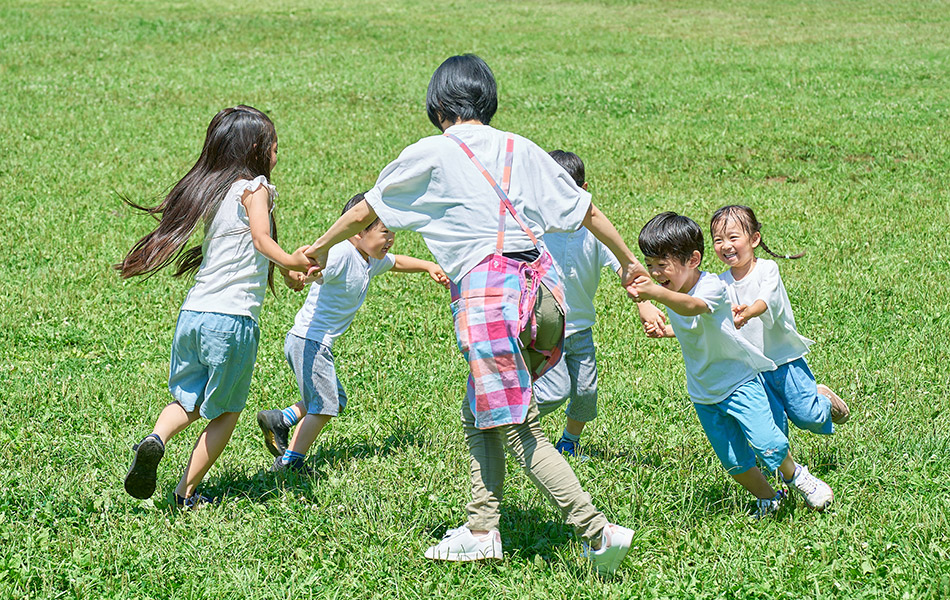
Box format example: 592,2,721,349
1,1,949,598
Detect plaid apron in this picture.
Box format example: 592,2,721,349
446,132,566,429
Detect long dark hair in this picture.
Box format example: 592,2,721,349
115,105,278,287
710,205,805,260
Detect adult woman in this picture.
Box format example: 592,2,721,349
306,55,648,574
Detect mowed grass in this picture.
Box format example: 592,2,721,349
1,0,949,598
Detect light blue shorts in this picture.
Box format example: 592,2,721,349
535,327,598,422
759,357,833,436
693,378,790,475
168,310,260,420
284,333,347,416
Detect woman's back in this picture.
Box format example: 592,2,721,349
365,123,590,283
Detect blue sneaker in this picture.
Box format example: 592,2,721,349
555,436,580,457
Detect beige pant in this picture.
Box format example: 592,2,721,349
462,281,608,541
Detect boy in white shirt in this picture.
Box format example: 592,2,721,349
257,193,448,472
536,151,664,458
632,212,834,517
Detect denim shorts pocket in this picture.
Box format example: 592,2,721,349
199,326,237,367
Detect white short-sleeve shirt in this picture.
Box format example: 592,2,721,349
363,123,591,284
289,241,395,347
719,259,813,368
667,271,776,404
180,176,274,322
541,228,620,337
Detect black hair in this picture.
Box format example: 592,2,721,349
710,205,805,260
548,150,585,188
638,212,705,263
426,54,498,131
342,191,381,232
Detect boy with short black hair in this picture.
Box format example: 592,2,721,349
256,193,448,472
633,212,834,517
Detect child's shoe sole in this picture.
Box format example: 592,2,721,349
257,410,289,458
818,384,850,425
124,436,164,499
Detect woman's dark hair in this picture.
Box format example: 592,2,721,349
342,191,380,232
116,105,279,289
548,150,585,188
426,54,498,131
638,212,705,263
710,205,805,260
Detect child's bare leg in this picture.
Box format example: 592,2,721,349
565,416,585,438
288,401,306,421
777,453,797,481
288,414,332,455
175,411,241,498
730,466,777,500
152,401,201,444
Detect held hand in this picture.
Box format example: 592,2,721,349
287,246,318,272
638,301,667,336
733,304,750,329
304,242,329,273
628,275,661,302
428,265,450,289
281,269,306,292
619,261,649,291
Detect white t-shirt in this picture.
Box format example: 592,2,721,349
289,241,395,347
667,271,776,405
180,176,274,322
541,228,620,337
719,259,813,368
363,123,591,284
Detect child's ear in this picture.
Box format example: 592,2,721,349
751,232,761,248
687,250,702,269
581,182,589,191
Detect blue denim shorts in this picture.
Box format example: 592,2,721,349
168,310,260,420
693,378,790,475
759,357,833,436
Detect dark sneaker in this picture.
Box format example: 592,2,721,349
124,435,165,499
175,491,215,510
257,409,290,457
269,456,313,476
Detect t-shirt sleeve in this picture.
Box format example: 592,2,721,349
518,139,592,234
755,260,783,327
369,253,396,277
694,273,727,314
320,243,350,284
363,138,442,232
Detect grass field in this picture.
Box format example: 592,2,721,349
2,0,949,598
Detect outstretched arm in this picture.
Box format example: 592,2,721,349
733,299,767,329
632,275,709,317
305,199,378,275
583,204,648,294
391,254,450,288
242,188,313,271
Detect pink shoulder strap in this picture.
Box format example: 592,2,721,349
444,132,539,254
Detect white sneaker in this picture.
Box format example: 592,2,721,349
787,465,833,511
753,490,786,520
424,526,502,561
583,523,633,575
